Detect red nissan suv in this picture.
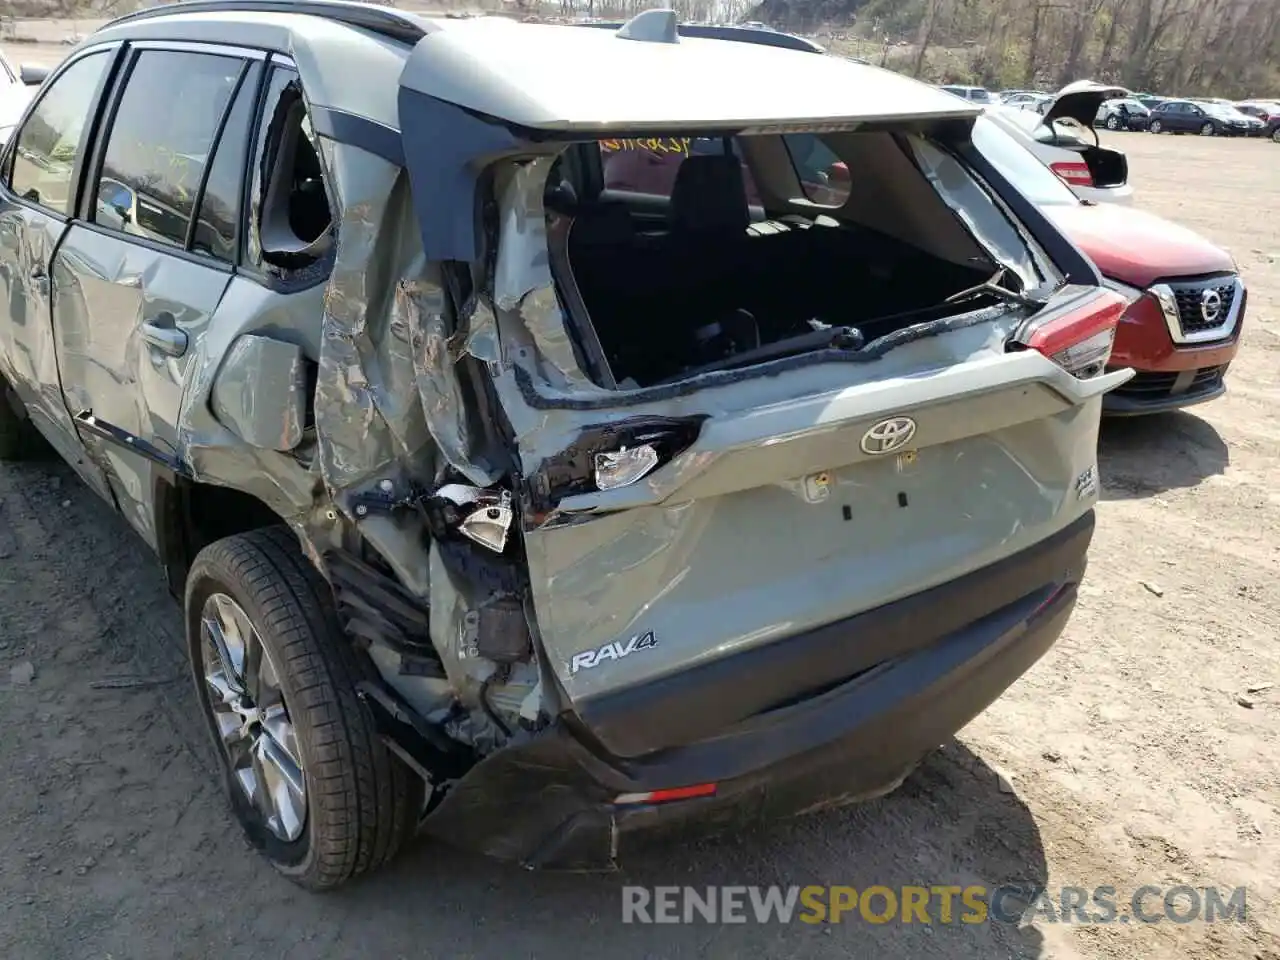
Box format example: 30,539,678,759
972,117,1243,414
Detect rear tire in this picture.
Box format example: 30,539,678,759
1149,119,1163,134
1200,122,1215,136
1271,127,1280,144
0,376,41,461
185,527,422,890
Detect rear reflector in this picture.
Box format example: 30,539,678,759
1049,160,1094,187
615,783,718,805
1023,289,1128,378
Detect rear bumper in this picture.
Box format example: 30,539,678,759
418,511,1094,869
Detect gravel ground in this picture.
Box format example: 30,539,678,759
0,72,1278,959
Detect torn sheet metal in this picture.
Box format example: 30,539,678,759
314,140,500,510
402,280,501,488
490,159,591,390
314,144,429,496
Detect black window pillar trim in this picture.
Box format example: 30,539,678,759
183,58,253,253
76,43,139,225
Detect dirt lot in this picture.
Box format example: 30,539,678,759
1,55,1278,956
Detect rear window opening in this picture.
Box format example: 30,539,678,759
544,129,1045,389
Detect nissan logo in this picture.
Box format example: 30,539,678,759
860,416,917,455
1200,289,1223,324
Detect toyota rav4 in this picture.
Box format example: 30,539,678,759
0,2,1129,888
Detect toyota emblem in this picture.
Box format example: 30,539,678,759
1200,288,1223,324
860,416,917,455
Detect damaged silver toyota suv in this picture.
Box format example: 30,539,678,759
0,2,1131,888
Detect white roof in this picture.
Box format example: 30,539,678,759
403,16,979,133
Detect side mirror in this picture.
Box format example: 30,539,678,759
98,179,135,225
19,64,48,87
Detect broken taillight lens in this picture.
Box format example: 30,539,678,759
1022,289,1128,379
1049,160,1094,188
594,444,661,491
528,416,705,510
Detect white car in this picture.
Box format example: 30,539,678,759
988,80,1133,205
1001,92,1053,114
0,51,38,147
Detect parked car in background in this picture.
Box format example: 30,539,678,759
0,4,1128,887
991,80,1132,203
0,51,39,147
1095,98,1151,131
972,116,1245,414
1235,100,1280,141
939,84,994,103
1149,99,1261,136
1003,91,1053,114
1134,94,1167,110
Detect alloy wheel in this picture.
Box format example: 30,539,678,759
1106,115,1120,130
201,592,307,842
1200,122,1215,136
1150,120,1162,134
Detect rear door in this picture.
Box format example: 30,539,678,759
0,47,116,496
50,44,261,546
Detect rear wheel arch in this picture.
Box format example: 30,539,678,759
154,476,287,596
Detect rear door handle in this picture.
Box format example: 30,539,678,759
141,312,187,358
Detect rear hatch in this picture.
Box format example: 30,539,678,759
1032,81,1131,189
397,19,1130,757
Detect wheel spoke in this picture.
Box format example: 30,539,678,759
203,612,245,696
256,730,306,841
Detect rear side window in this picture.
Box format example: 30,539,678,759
93,49,245,249
8,50,111,215
782,133,851,207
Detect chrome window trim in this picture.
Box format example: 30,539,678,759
128,39,269,60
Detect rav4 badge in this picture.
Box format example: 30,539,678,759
570,631,657,674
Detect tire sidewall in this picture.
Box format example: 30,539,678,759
1150,120,1162,134
185,557,321,878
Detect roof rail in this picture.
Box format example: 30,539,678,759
100,0,428,45
577,17,825,54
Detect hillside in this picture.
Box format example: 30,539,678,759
751,0,1280,98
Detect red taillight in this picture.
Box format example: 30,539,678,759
1049,160,1094,187
614,783,718,805
1024,289,1128,378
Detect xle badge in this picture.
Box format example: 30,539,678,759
570,631,657,674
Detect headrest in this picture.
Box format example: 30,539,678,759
669,154,749,235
